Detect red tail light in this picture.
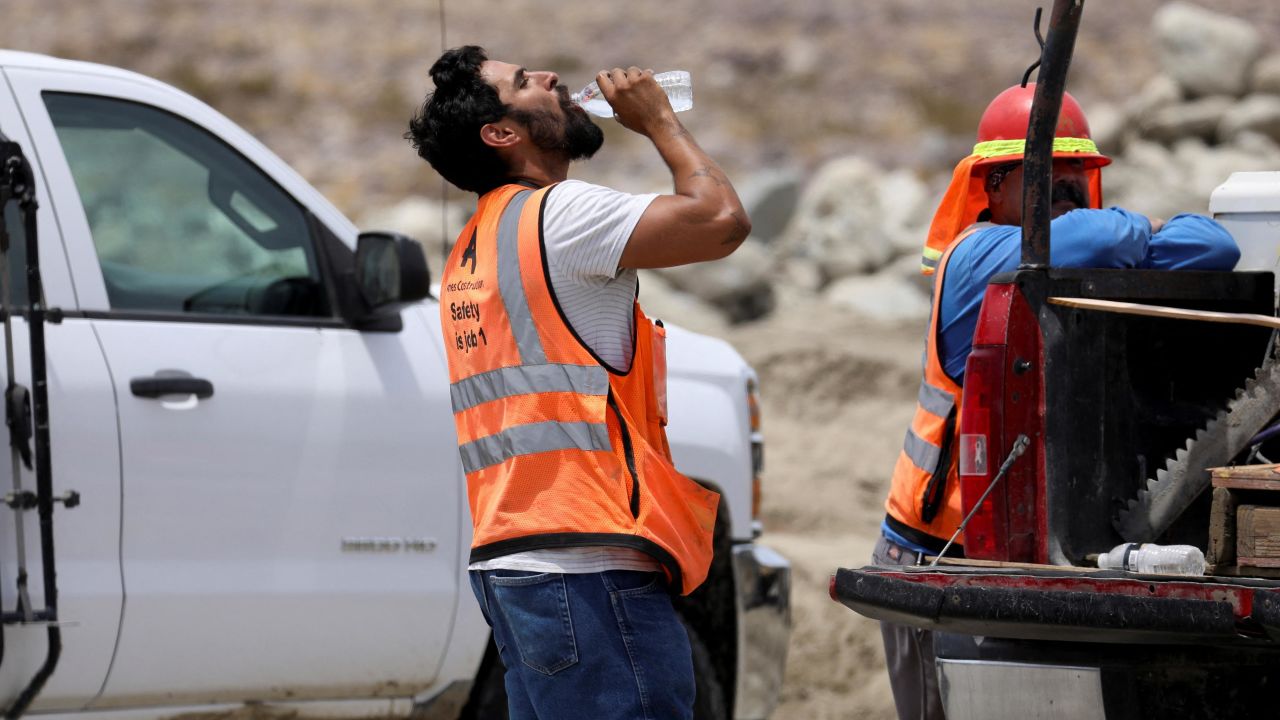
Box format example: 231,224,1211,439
959,282,1044,562
959,346,1007,559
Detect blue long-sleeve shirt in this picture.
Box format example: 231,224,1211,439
937,209,1240,382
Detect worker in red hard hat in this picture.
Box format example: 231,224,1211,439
874,83,1239,720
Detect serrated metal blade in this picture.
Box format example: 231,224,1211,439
1114,354,1280,541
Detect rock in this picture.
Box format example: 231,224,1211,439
654,239,775,323
1219,94,1280,145
780,156,898,283
902,128,971,176
1088,102,1128,158
1124,75,1182,121
886,253,935,298
1136,96,1234,144
875,169,932,257
779,256,824,295
883,225,926,261
782,37,821,78
1107,130,1280,220
1104,140,1197,220
823,270,931,324
635,270,728,336
1177,137,1280,203
1154,2,1262,99
1253,54,1280,95
1230,129,1280,159
736,169,803,244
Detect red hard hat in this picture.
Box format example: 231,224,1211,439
973,83,1111,169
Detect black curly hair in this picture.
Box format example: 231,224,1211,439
406,46,509,194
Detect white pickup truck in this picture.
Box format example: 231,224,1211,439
0,50,790,720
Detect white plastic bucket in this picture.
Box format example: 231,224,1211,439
1210,171,1280,294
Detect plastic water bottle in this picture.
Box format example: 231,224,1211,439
572,70,693,118
1096,543,1206,576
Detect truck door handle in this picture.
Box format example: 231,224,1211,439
130,375,215,400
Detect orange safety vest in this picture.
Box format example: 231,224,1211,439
885,224,990,548
439,183,719,595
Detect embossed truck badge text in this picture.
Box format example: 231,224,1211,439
340,537,438,553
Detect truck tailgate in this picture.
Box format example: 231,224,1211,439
832,564,1280,646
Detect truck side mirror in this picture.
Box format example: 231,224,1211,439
354,231,431,316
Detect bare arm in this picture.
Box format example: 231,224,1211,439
597,67,751,269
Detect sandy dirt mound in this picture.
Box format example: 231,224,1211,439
723,293,925,719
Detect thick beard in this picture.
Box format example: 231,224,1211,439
509,87,604,161
1052,178,1088,212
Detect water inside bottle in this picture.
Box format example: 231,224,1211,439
656,70,693,113
572,70,692,117
576,92,615,117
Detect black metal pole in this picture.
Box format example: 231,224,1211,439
0,142,62,720
1021,0,1086,269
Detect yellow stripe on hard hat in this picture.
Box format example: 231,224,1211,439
972,137,1100,158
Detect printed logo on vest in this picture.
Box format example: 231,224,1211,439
461,231,478,274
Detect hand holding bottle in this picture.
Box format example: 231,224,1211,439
589,67,684,137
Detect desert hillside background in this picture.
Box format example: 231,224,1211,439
6,2,1280,718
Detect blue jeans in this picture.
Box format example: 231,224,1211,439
469,569,695,720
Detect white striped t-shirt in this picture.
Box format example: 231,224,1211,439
469,179,660,575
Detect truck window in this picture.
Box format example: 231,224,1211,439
43,93,332,319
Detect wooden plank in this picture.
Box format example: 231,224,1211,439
1208,564,1280,578
1238,505,1280,560
1211,465,1280,491
931,553,1280,578
1208,487,1239,567
1212,464,1280,480
926,556,1099,573
1214,477,1280,491
1237,557,1280,568
1048,297,1280,330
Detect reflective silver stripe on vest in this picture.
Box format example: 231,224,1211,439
451,363,608,413
922,254,940,271
917,382,955,419
459,420,612,474
902,427,942,474
496,190,546,365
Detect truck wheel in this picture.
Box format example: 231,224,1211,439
685,619,729,720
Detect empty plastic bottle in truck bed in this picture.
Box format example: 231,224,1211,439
1096,543,1206,576
572,70,693,117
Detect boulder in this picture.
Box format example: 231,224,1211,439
1219,94,1280,145
635,270,728,336
780,156,898,283
1136,96,1234,144
1124,75,1182,122
875,169,933,257
778,256,825,295
885,253,936,298
654,239,775,323
823,269,931,324
1104,139,1198,220
1153,2,1262,99
735,169,803,244
1253,53,1280,95
1176,137,1280,204
1230,129,1280,159
1087,102,1128,158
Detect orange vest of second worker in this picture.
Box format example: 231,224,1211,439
439,183,719,596
884,225,988,546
